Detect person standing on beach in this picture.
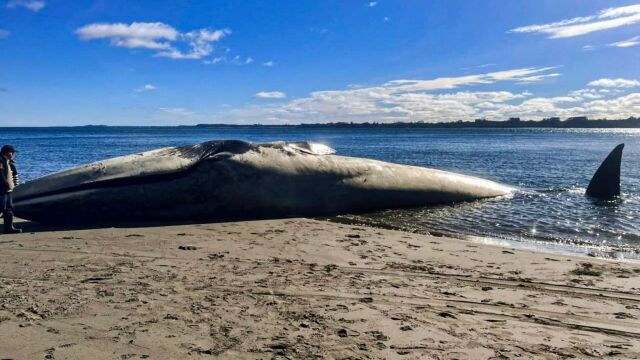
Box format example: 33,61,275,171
1,145,22,234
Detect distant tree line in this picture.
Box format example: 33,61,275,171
194,116,640,128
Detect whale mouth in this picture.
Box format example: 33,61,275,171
12,140,336,204
14,164,202,203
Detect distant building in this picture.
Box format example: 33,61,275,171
566,116,588,122
540,117,561,126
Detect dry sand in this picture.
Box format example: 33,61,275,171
0,218,639,359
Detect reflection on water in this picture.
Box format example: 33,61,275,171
1,126,639,258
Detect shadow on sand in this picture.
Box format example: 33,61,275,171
12,217,240,234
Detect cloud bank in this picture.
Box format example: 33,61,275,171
219,69,640,124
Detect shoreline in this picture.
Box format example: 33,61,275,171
328,215,640,262
466,234,640,262
0,218,639,358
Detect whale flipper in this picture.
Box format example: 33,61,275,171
586,144,624,199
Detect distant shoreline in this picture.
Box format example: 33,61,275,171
2,116,640,128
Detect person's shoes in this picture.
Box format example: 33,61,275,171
4,227,22,234
4,212,21,234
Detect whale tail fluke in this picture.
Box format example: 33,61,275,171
586,143,624,199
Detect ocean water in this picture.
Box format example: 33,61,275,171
1,126,639,259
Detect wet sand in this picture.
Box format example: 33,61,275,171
0,218,639,359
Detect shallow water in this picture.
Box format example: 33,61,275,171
1,126,638,258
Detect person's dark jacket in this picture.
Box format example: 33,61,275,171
0,155,19,193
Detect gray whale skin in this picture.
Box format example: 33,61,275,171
13,140,514,225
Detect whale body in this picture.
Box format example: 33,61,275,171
13,140,514,225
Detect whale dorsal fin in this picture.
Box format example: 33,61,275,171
286,142,336,155
261,141,336,155
586,143,624,199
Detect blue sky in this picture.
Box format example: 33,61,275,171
0,0,639,126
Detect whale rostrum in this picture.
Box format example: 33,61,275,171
586,143,624,199
12,140,514,225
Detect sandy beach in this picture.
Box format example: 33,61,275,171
0,218,638,359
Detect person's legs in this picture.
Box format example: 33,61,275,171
2,192,21,234
1,193,8,229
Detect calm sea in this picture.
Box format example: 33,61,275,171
1,126,639,259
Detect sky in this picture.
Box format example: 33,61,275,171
0,0,639,126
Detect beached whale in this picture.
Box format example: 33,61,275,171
12,140,514,225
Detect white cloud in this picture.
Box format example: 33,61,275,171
382,66,559,92
516,73,561,84
310,27,328,35
76,22,230,60
461,63,496,70
262,61,274,67
237,56,248,64
135,84,156,92
156,28,230,59
568,88,604,100
368,2,377,7
0,29,9,38
509,4,640,38
203,54,253,65
203,57,224,65
254,91,287,99
609,35,640,48
588,78,640,88
231,55,253,65
76,22,178,50
6,0,45,11
158,107,194,116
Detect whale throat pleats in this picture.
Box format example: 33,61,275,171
586,143,624,199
